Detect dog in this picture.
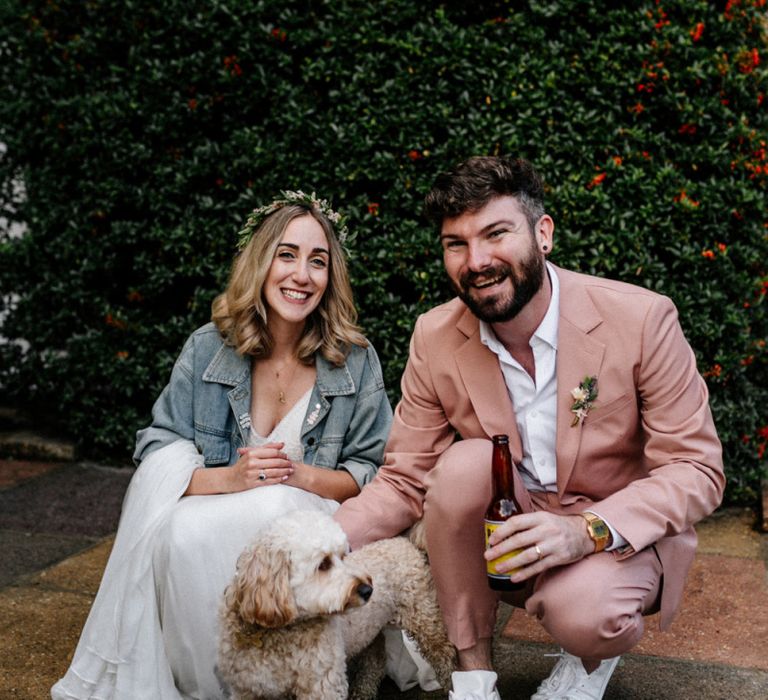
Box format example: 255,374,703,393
217,509,456,700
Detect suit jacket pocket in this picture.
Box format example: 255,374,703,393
582,393,634,427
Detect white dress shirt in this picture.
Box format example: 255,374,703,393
480,262,560,492
479,262,626,550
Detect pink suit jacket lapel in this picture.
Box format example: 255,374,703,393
553,267,606,501
449,268,608,503
453,305,523,461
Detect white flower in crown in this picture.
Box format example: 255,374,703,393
237,190,349,250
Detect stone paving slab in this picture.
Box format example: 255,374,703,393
0,530,98,588
0,462,132,538
0,430,76,462
0,583,97,699
0,460,61,489
34,538,114,596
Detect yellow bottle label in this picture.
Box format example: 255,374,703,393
484,520,523,578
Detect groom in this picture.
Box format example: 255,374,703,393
335,155,724,699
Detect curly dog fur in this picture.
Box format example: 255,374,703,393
217,510,455,700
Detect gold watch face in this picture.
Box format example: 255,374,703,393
590,520,610,539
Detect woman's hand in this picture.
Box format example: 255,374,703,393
229,442,294,492
184,442,359,500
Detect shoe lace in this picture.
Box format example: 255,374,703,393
538,650,582,692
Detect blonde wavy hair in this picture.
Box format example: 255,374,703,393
212,204,366,366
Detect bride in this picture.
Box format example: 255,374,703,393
52,191,393,699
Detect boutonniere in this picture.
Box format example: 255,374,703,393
570,376,598,426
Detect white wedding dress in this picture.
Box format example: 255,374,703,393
52,390,341,699
52,387,437,699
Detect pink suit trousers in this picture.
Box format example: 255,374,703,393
423,438,662,659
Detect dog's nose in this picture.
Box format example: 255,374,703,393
357,582,373,601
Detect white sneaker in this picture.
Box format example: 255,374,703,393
448,670,502,700
531,651,620,700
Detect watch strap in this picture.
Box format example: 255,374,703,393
580,512,611,553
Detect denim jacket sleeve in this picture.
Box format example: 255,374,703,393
335,344,393,489
133,334,197,465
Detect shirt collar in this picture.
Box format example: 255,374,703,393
480,261,560,353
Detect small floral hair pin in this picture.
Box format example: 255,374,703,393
237,190,349,250
570,376,598,426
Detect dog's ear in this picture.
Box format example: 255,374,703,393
228,541,298,629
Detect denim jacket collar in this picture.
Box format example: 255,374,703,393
315,354,355,396
201,342,356,397
202,342,250,387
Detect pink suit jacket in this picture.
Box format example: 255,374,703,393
336,265,725,628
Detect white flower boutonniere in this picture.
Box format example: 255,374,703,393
570,376,598,426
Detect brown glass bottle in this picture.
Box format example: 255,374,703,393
484,434,525,590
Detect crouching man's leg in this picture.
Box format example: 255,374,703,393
422,438,504,700
522,546,662,700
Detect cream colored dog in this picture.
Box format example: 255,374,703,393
217,509,455,700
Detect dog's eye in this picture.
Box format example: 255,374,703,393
318,555,333,572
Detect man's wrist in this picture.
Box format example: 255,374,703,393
580,512,612,552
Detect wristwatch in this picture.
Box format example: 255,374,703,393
580,512,611,552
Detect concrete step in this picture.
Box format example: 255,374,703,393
0,430,76,462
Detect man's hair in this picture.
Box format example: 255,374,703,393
424,156,546,233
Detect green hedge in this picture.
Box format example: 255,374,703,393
1,0,766,504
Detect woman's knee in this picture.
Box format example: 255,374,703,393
156,496,220,564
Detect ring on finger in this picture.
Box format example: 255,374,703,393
258,470,267,481
534,544,543,561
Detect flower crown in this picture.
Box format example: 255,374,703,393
236,190,349,250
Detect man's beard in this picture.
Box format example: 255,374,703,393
454,249,546,323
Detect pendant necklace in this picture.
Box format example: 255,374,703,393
275,358,300,404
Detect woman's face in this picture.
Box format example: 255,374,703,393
263,214,330,328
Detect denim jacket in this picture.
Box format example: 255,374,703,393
134,323,393,489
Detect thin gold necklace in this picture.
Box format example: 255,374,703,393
274,358,300,404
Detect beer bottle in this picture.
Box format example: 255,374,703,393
484,434,525,590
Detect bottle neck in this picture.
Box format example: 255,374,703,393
491,443,514,497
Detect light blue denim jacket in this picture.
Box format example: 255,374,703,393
134,323,393,489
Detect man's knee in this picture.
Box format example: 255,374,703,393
527,561,645,659
423,438,492,520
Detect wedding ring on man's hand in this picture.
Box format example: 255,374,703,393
534,545,543,561
258,470,267,481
